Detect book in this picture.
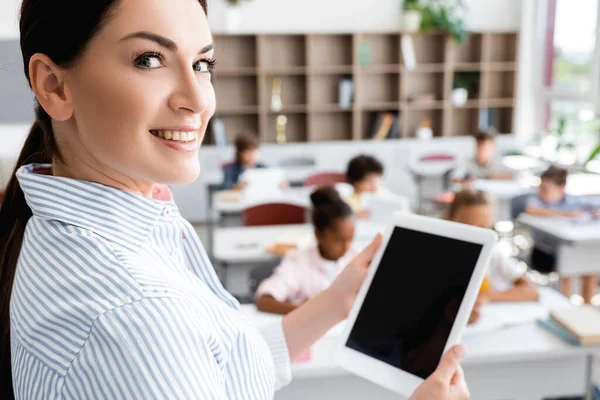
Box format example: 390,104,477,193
368,112,399,140
550,305,600,345
537,317,580,346
373,113,394,140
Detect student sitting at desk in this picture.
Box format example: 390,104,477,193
222,131,266,190
344,154,385,217
526,165,599,303
452,128,513,185
256,186,359,314
448,189,539,302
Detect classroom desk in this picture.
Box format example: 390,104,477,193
213,187,311,216
519,214,600,276
241,287,595,400
213,221,384,297
202,167,316,232
472,179,535,220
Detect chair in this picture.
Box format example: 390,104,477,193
242,202,307,226
510,193,531,220
408,153,457,213
303,172,347,187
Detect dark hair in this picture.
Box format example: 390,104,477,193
541,165,568,186
447,189,493,218
310,186,353,232
474,127,497,143
0,0,208,394
346,155,384,185
234,131,259,163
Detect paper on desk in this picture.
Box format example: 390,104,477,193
465,301,549,336
273,229,313,248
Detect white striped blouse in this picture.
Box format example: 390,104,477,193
11,164,291,399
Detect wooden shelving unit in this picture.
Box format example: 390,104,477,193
208,31,519,144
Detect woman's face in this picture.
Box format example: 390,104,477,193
61,0,215,190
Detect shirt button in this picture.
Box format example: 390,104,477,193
163,208,172,217
171,248,179,257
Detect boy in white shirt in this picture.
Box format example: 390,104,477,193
447,189,539,302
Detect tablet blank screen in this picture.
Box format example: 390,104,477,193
346,226,483,379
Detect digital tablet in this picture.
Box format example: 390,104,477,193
335,212,498,397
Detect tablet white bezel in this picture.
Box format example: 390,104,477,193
335,212,498,397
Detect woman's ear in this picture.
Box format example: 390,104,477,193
29,53,73,121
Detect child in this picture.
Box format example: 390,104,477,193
526,165,598,303
448,189,539,302
525,166,592,217
344,154,385,216
255,186,359,314
222,131,266,190
453,128,512,184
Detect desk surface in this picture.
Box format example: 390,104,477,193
213,187,311,213
214,221,384,264
472,179,533,199
240,287,585,379
201,166,317,187
519,213,600,243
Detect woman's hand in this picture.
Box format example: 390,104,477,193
327,234,383,319
410,345,469,400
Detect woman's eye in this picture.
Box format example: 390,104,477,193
135,54,162,69
194,59,216,73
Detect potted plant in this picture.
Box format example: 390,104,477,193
419,0,468,44
402,0,422,32
451,71,479,106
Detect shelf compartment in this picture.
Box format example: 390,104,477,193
404,109,444,138
312,111,353,142
404,71,445,102
261,35,306,68
357,34,400,66
358,73,400,104
214,76,258,108
213,35,257,69
451,108,481,136
263,75,307,109
266,113,308,143
308,34,353,67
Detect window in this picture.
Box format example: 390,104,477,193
537,0,600,148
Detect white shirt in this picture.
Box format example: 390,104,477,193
11,164,291,399
488,247,525,292
256,244,359,305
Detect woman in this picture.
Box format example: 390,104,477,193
0,0,469,398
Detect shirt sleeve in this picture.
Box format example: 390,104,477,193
63,298,228,399
222,165,238,189
255,253,302,303
258,320,292,390
492,250,525,284
526,194,544,209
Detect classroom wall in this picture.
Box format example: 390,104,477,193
208,0,522,33
0,0,522,124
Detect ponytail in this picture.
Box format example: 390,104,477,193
0,103,55,395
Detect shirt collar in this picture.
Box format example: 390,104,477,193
17,163,177,252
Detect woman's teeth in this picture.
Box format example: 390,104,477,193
151,130,197,142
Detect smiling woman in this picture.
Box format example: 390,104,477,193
0,1,469,399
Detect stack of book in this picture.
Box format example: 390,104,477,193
537,305,600,346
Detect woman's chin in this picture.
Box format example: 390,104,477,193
154,162,201,186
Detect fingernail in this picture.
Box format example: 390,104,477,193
454,344,465,359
